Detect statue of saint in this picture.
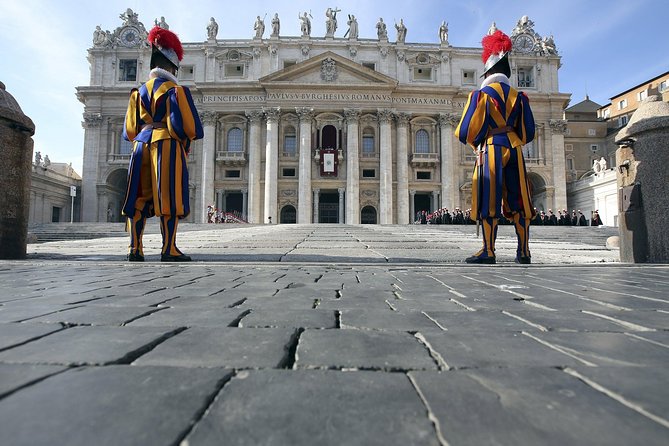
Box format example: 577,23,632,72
207,17,219,40
439,21,448,44
120,8,139,26
93,26,106,46
325,7,340,37
488,21,498,35
346,14,358,40
43,155,51,168
593,158,601,173
34,151,42,166
299,12,312,37
376,18,387,40
395,18,407,43
155,16,169,30
599,157,607,171
271,13,280,37
541,35,557,55
254,15,265,39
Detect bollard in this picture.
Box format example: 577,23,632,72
0,81,35,259
615,95,669,263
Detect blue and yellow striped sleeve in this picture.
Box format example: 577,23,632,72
516,92,535,144
454,90,489,149
123,88,141,142
167,86,204,143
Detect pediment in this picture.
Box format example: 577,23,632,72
260,51,398,88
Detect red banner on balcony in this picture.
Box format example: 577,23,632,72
319,148,338,176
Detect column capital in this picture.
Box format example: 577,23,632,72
295,107,315,122
410,189,416,196
82,112,102,129
549,119,568,135
263,107,281,123
377,108,394,123
241,188,248,194
344,108,361,123
438,112,460,128
246,110,264,123
338,187,346,195
394,112,411,127
313,188,320,194
199,110,219,126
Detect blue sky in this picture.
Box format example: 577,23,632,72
0,0,666,174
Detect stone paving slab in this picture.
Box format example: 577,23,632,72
239,309,337,329
295,329,438,371
0,323,64,351
133,327,298,368
409,367,669,446
127,307,244,328
340,309,449,331
0,304,82,323
0,363,67,398
0,325,177,366
0,365,231,446
182,370,440,446
24,305,160,326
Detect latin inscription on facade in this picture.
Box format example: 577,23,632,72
199,93,464,108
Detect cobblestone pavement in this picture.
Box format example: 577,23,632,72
1,225,667,445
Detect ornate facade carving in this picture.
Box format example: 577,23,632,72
344,108,361,123
199,111,219,126
549,119,568,135
295,107,315,122
246,110,264,123
395,112,411,127
320,58,338,82
263,107,281,123
82,113,102,128
438,112,460,127
377,109,394,123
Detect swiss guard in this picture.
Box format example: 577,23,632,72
455,28,536,264
122,26,204,262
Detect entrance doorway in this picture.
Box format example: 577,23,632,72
280,205,297,224
318,191,339,223
361,206,377,224
414,194,432,215
225,192,243,214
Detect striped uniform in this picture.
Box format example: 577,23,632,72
122,76,203,256
455,76,536,260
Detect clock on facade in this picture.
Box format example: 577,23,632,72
119,27,141,47
514,34,535,53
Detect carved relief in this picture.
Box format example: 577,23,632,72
344,108,361,123
246,110,264,123
199,110,219,126
395,112,411,126
263,107,281,123
549,119,568,134
377,109,394,123
321,58,338,82
82,113,102,128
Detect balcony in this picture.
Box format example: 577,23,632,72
109,153,131,163
410,152,439,167
216,151,247,165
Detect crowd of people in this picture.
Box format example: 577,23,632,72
206,205,246,224
415,208,604,226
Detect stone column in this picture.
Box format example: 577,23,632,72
549,119,568,211
338,187,345,224
395,112,410,224
432,190,439,212
0,82,35,259
344,109,361,224
409,189,416,223
241,188,248,221
264,107,281,224
378,109,394,224
81,112,102,221
313,188,320,223
199,111,218,223
246,110,263,224
296,107,314,223
438,113,459,211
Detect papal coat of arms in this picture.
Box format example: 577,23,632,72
321,58,338,82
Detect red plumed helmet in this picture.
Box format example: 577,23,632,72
148,26,183,69
481,30,512,74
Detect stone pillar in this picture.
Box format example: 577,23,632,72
199,111,218,223
409,190,416,223
241,188,248,221
378,109,393,224
549,119,568,211
312,188,320,223
81,112,102,221
395,112,410,224
264,108,281,224
439,113,459,210
246,110,263,224
344,109,361,224
432,190,439,212
0,82,35,259
296,107,314,223
338,187,345,224
615,96,669,263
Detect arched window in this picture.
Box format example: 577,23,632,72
361,206,377,224
415,129,429,153
362,127,375,157
227,127,243,152
522,140,536,159
280,205,297,223
119,130,133,155
283,126,296,157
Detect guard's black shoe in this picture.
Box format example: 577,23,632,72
160,253,192,262
465,255,496,264
515,256,531,264
127,252,144,262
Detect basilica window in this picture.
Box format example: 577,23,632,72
225,170,241,178
517,67,534,88
362,169,376,178
283,126,297,157
462,70,476,85
362,127,376,157
227,128,243,152
118,59,137,82
119,131,133,155
362,62,376,71
178,65,194,81
590,144,599,153
566,157,574,171
565,144,573,152
415,129,430,153
282,168,296,177
522,141,537,159
283,60,297,69
413,67,433,82
416,171,431,180
224,63,245,77
618,99,627,110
